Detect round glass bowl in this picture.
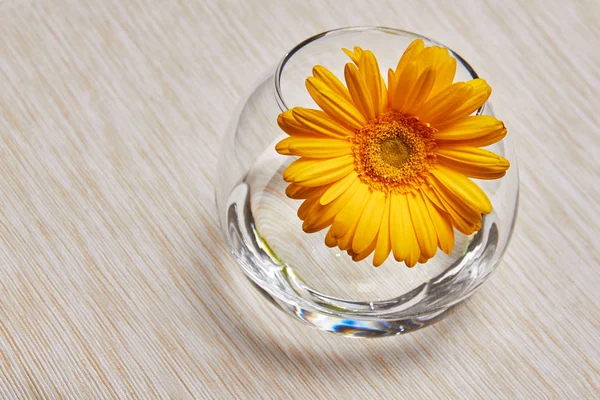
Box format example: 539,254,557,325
216,27,519,337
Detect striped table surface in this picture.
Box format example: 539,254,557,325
0,0,598,398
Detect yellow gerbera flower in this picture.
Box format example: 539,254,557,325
275,39,510,268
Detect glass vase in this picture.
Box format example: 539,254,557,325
215,27,519,338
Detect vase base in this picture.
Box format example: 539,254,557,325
250,279,457,337
224,181,495,337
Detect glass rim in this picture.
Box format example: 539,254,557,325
274,26,480,112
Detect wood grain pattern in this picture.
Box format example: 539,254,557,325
0,0,598,398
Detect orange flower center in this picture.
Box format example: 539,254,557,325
351,111,438,193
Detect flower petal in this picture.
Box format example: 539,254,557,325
350,237,378,262
306,77,366,129
433,115,507,147
427,181,482,235
342,48,359,64
421,184,444,211
337,190,372,251
394,39,424,76
337,215,362,251
436,79,492,127
292,107,354,139
342,46,364,65
430,166,492,214
373,195,392,267
287,137,352,158
297,185,334,226
408,191,438,259
387,69,396,108
285,183,317,199
436,145,510,179
390,193,420,267
277,109,320,137
404,66,437,115
414,47,445,72
358,50,386,116
283,155,354,186
345,63,376,121
320,170,358,205
297,164,355,187
330,182,370,239
297,195,320,221
423,193,454,254
417,83,472,124
428,56,456,99
302,208,334,233
325,228,337,248
390,40,423,107
352,190,386,253
391,61,418,112
312,65,352,103
275,137,294,155
303,179,361,232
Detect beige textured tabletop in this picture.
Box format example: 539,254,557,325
1,0,599,398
